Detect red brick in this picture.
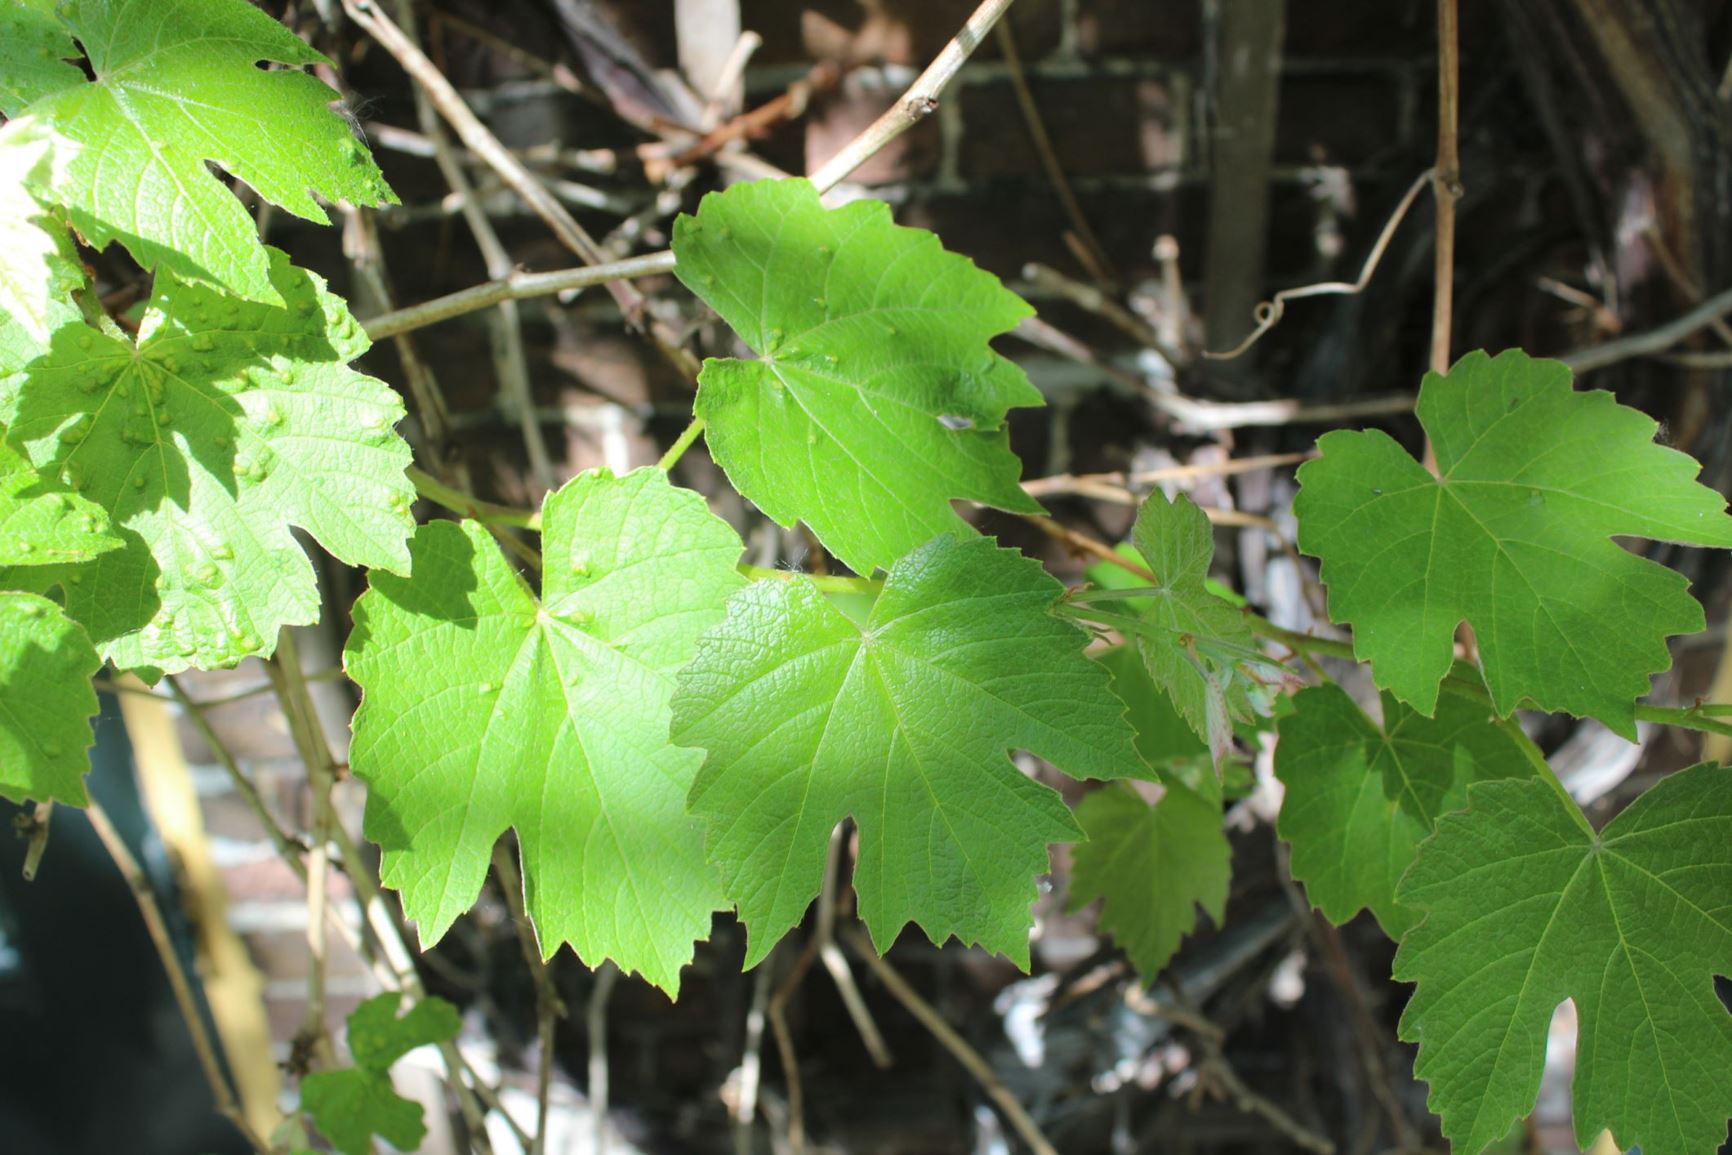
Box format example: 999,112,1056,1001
957,76,1183,180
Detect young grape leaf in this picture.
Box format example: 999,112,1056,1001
0,592,102,805
3,249,415,674
346,468,744,994
0,441,119,568
671,178,1043,575
1295,349,1732,736
1069,780,1229,980
14,0,396,303
671,534,1143,968
1395,763,1732,1155
1274,682,1538,937
1121,490,1258,763
0,1,80,115
302,994,460,1155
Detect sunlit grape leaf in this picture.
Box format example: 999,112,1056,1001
1274,682,1538,937
672,534,1143,968
1395,763,1732,1155
0,1,80,115
15,0,396,303
1295,349,1732,737
0,592,101,805
2,249,415,674
671,178,1043,575
0,128,85,367
1122,490,1259,764
0,440,117,567
302,994,460,1155
346,469,743,994
1069,780,1229,980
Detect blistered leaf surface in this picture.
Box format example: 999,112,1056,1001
3,250,415,674
673,179,1042,574
0,592,101,804
347,469,743,994
672,533,1142,967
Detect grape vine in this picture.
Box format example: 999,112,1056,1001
0,2,1728,1153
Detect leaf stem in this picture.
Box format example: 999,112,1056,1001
657,416,707,471
408,465,542,529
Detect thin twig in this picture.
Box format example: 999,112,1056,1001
767,940,820,1153
19,800,51,881
1203,169,1433,360
1022,452,1313,499
268,630,337,1073
491,843,567,1155
1022,262,1183,365
1020,512,1157,580
400,0,556,493
361,254,677,340
1431,0,1462,377
1020,316,1416,428
408,465,542,528
86,799,274,1154
1562,286,1732,373
589,962,620,1155
815,826,893,1068
840,925,1058,1155
996,21,1115,282
808,0,1018,192
344,0,629,294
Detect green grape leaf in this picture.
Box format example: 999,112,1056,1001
1124,491,1258,763
15,0,396,303
346,469,744,994
671,178,1043,575
0,128,85,365
1273,682,1538,937
1069,780,1229,980
302,994,460,1155
0,440,118,567
4,250,415,674
0,592,102,805
1099,644,1207,767
0,1,80,115
672,533,1143,968
1394,763,1732,1155
1295,349,1732,737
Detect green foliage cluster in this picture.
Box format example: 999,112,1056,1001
2,3,1730,1152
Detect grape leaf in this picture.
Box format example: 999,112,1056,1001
0,1,80,116
1069,780,1229,980
1274,682,1538,937
1122,490,1258,763
671,178,1043,575
671,533,1143,968
0,128,85,365
1295,349,1732,736
346,468,743,993
15,0,396,303
3,249,415,674
0,441,119,568
302,994,460,1155
1394,763,1732,1155
0,592,102,805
